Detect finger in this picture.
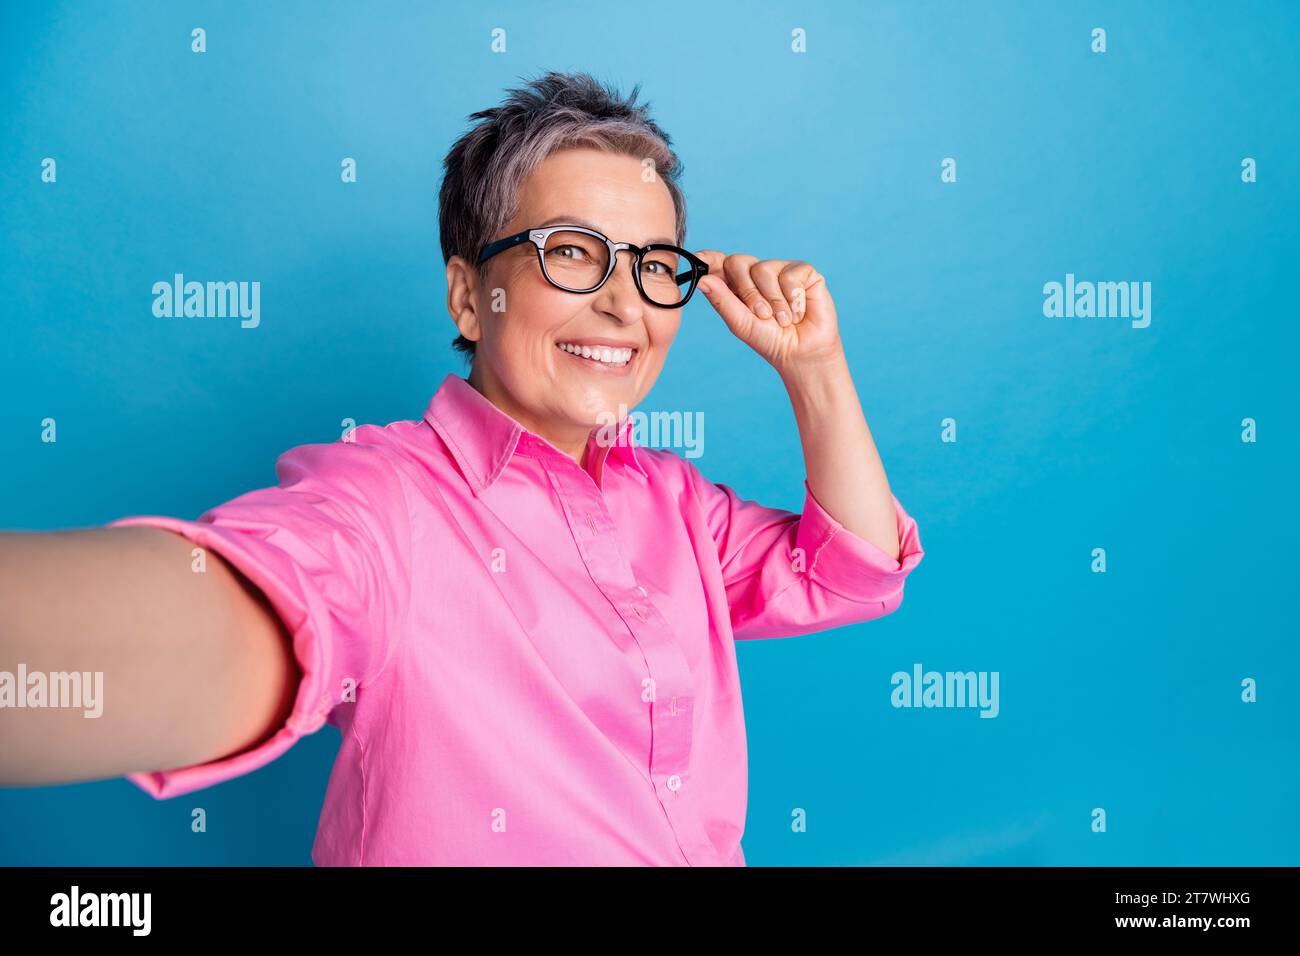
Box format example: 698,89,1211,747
721,253,773,321
778,261,819,323
696,265,763,341
750,259,795,327
693,249,727,277
692,250,732,302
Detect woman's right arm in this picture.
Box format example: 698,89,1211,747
0,525,299,788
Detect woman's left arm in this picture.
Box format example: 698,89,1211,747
694,251,900,559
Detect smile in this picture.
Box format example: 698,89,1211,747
555,341,636,368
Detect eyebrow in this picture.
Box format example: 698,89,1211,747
536,215,677,246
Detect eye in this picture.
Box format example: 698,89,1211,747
549,244,590,262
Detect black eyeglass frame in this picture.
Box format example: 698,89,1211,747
475,224,710,309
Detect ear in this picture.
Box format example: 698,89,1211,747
446,255,483,345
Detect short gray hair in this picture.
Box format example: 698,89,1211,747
438,70,689,359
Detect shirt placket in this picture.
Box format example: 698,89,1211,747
541,455,718,865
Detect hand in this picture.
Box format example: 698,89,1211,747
693,250,844,376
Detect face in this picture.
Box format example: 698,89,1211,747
447,147,682,460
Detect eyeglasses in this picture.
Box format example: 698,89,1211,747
476,224,710,308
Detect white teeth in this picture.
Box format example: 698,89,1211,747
556,342,634,366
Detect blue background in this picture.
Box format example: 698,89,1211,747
2,0,1296,865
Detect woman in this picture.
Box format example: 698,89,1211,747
0,71,923,865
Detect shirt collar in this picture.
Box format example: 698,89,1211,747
423,372,648,494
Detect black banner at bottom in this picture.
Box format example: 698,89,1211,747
0,865,1287,940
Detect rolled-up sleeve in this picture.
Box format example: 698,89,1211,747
106,438,413,799
687,465,924,641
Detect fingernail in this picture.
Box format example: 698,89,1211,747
698,279,712,295
776,310,790,326
753,299,772,318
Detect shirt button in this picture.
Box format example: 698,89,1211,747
667,774,682,792
637,585,648,597
634,605,648,620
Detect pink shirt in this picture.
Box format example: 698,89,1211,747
110,372,924,865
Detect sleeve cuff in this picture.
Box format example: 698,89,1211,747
107,513,336,800
792,479,924,605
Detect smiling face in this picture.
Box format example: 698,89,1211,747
447,146,683,461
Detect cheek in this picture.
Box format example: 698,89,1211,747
646,312,681,351
516,286,579,344
488,287,571,354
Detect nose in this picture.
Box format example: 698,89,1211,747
591,248,646,324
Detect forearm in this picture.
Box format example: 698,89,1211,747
781,349,901,561
0,526,297,787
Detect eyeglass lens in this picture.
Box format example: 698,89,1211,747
540,230,692,306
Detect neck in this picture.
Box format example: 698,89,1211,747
466,363,590,468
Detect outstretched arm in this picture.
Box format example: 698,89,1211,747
0,526,297,787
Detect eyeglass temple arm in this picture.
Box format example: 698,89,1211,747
676,260,708,285
476,231,531,264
